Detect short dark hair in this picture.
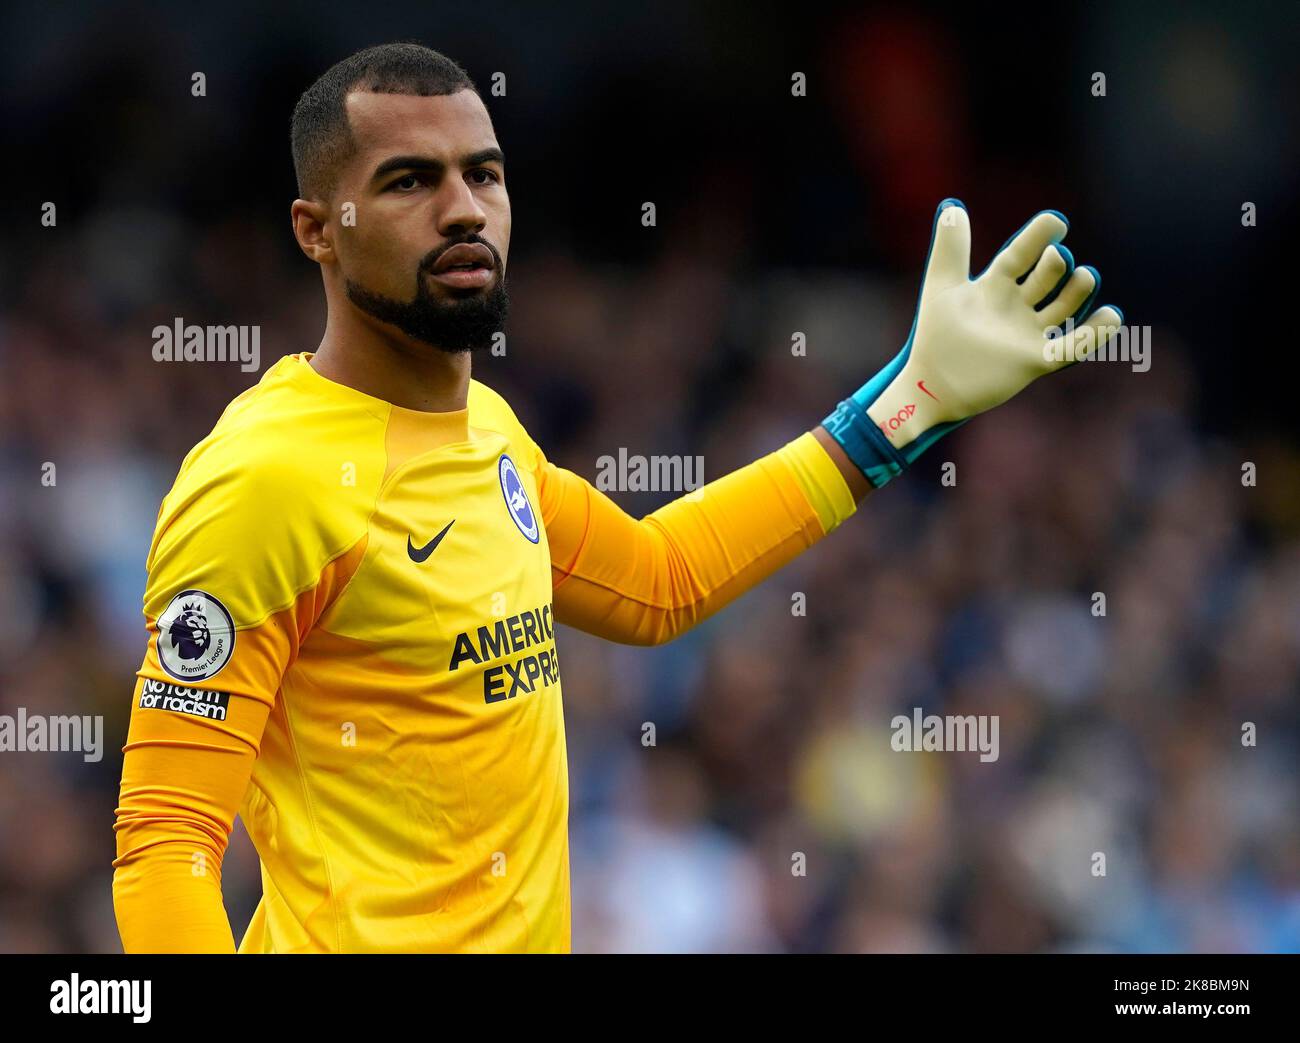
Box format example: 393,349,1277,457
291,42,479,199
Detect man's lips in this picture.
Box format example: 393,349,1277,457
429,267,494,289
431,242,494,273
427,242,495,289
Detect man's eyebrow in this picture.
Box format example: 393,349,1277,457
370,148,506,182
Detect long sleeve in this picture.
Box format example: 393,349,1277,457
113,433,368,953
113,694,270,953
539,431,857,644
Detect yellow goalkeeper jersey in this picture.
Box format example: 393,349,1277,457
113,352,856,953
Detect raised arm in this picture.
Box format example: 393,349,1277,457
540,200,1122,645
540,431,860,645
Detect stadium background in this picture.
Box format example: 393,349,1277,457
1,0,1298,952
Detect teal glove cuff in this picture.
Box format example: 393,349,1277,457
822,343,970,490
822,396,908,489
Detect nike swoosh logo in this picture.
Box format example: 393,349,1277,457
917,379,940,402
408,519,455,563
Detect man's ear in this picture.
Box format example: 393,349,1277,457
291,198,335,264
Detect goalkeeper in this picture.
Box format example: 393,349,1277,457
112,42,1122,954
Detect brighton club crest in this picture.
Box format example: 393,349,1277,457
498,454,539,543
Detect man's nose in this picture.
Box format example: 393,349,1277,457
436,176,487,236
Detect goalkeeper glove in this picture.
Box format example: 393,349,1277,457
823,199,1124,489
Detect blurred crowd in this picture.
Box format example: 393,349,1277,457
3,221,1298,953
1,1,1297,953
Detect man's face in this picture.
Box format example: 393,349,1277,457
331,88,510,353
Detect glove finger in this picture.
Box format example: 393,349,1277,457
923,198,972,289
1066,265,1102,327
991,210,1068,280
1055,304,1124,362
1038,265,1097,328
1020,244,1071,305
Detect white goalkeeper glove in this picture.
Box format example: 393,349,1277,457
823,199,1124,488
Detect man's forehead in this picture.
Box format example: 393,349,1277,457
344,89,496,155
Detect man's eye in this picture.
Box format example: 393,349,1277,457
391,174,423,191
469,169,500,185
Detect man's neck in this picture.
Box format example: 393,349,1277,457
309,317,472,413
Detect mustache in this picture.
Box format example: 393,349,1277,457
420,235,502,273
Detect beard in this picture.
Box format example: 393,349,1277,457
345,241,509,354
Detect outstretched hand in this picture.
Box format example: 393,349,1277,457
821,199,1125,490
868,200,1124,439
